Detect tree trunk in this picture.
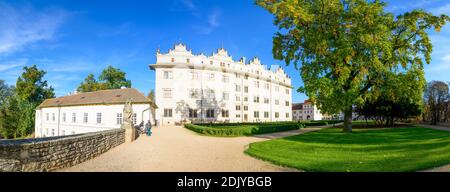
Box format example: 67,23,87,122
343,106,352,133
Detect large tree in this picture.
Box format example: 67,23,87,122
0,65,53,139
15,65,55,104
99,65,132,89
424,81,449,125
77,74,107,92
77,65,131,92
257,0,449,132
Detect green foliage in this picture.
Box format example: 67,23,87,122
356,70,424,125
257,0,449,132
245,127,450,172
0,95,36,139
0,65,53,139
184,122,304,137
0,80,14,105
184,120,342,137
148,89,155,103
15,65,55,104
77,65,132,92
99,65,132,89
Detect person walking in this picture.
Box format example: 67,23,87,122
146,120,152,136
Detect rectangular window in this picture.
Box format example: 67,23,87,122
254,111,259,118
286,113,290,118
264,111,269,118
236,114,241,118
133,113,137,125
62,113,66,122
244,86,248,93
208,73,215,80
163,88,173,98
46,113,49,121
264,98,269,104
222,75,229,83
72,113,76,123
206,109,215,118
186,58,190,63
244,97,248,102
264,83,270,90
83,113,88,123
189,108,198,118
236,105,241,110
236,96,241,102
190,72,199,80
244,106,248,111
253,96,259,103
116,113,123,125
164,109,173,117
52,113,55,122
235,84,241,92
275,99,280,105
275,112,279,118
286,89,290,95
96,113,102,124
222,92,229,101
285,101,290,106
163,71,173,79
254,80,259,88
51,129,55,136
221,110,229,118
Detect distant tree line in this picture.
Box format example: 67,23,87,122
0,65,55,139
423,81,450,125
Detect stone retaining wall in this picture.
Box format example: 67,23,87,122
0,129,125,172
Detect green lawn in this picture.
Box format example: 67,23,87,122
245,127,450,172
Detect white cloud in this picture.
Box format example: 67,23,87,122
425,54,450,73
0,58,27,72
193,9,221,35
0,2,68,55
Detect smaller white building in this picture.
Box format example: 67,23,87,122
34,88,156,138
292,100,324,121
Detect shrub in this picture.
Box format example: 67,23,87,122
184,122,304,137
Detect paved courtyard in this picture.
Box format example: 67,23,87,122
63,125,321,172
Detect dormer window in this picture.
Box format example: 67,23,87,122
171,58,175,63
210,61,213,65
186,58,190,63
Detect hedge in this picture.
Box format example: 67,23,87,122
184,122,304,137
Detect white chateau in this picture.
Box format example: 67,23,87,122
150,43,293,125
34,88,156,138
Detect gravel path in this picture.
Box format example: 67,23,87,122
62,126,321,172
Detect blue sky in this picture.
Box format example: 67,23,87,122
0,0,450,103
